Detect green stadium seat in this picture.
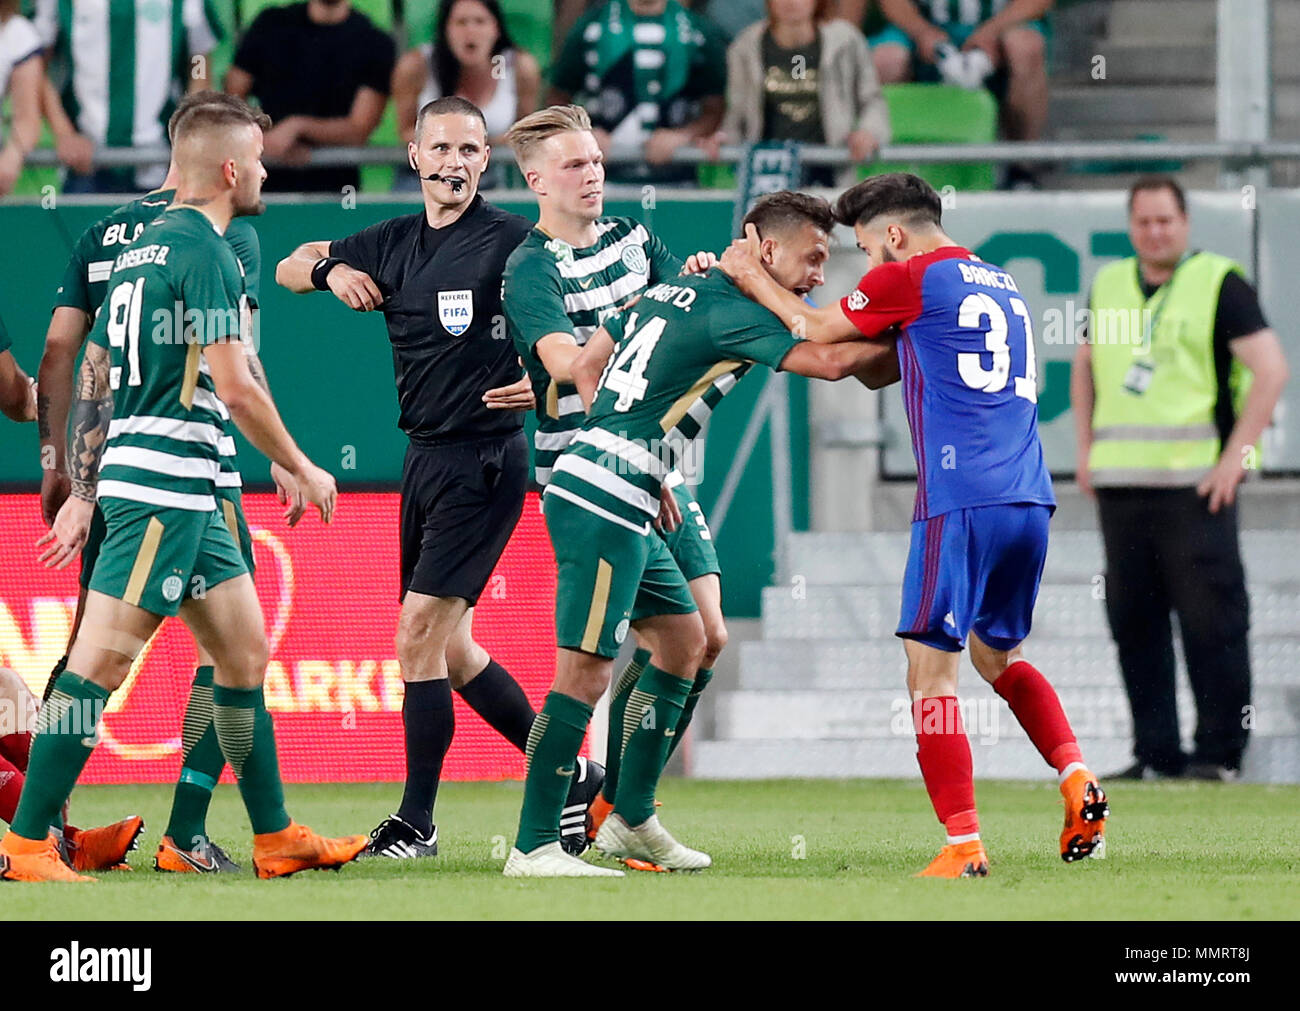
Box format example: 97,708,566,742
864,83,998,192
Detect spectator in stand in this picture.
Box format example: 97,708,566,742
0,0,42,196
865,0,1051,188
392,0,540,191
226,0,396,194
713,0,889,187
33,0,222,193
549,0,726,185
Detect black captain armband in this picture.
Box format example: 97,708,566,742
311,257,346,291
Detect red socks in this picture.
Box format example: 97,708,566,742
0,731,31,772
0,754,24,824
993,660,1082,774
913,697,979,841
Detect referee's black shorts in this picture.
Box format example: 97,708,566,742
399,429,528,605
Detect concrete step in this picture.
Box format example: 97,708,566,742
691,735,1300,783
1053,41,1218,85
738,637,1300,691
713,684,1300,740
1049,84,1300,126
759,584,1300,640
1106,0,1215,42
782,530,1300,587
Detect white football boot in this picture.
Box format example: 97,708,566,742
594,813,711,871
502,841,625,878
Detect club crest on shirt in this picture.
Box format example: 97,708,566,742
620,244,649,275
545,237,574,263
847,290,869,311
438,289,474,336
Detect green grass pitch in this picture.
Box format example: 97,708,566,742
6,779,1298,919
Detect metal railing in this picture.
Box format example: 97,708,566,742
24,139,1300,173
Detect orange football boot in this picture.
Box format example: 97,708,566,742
915,840,990,878
0,831,95,883
63,816,145,872
251,822,368,879
1060,769,1109,862
586,794,614,841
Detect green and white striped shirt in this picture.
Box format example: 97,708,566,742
548,271,797,532
55,188,262,489
89,206,245,511
35,0,222,185
504,216,681,487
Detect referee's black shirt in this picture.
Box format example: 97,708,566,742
330,195,533,446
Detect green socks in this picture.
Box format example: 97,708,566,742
212,684,290,835
601,647,650,803
666,667,713,762
12,672,108,841
515,691,593,854
614,664,691,827
165,666,226,848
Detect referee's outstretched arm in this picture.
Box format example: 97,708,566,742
277,241,385,312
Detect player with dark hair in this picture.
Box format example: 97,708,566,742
2,100,366,883
277,95,600,860
720,172,1109,877
504,190,895,876
33,90,299,875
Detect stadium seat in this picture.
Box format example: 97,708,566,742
863,83,998,192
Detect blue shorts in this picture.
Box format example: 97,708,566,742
897,504,1051,653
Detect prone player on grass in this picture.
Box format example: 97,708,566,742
718,173,1109,877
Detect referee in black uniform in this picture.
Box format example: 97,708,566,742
277,96,600,857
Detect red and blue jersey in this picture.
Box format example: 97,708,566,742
840,246,1056,521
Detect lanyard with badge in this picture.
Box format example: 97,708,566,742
1122,253,1189,395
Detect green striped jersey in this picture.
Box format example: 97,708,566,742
548,270,798,532
57,188,261,488
504,216,681,486
88,206,246,512
34,0,223,187
919,0,1010,25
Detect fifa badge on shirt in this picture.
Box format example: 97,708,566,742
847,290,869,311
438,290,474,336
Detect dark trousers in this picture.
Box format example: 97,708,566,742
1097,488,1252,771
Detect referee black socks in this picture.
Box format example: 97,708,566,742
397,679,456,837
456,659,536,753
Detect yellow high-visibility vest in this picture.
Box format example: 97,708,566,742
1087,251,1253,487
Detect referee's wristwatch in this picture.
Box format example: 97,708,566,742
311,257,346,291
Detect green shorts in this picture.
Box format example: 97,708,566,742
869,19,1050,91
659,480,721,583
544,491,697,660
87,497,248,617
82,486,254,588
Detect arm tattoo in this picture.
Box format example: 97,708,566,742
246,348,271,395
37,392,52,440
68,344,114,502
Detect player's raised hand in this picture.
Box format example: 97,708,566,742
295,461,338,524
682,250,718,275
271,461,307,527
717,224,764,292
483,374,535,412
36,494,94,569
327,265,385,312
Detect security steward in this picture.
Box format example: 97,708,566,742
277,96,601,857
1071,175,1288,781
